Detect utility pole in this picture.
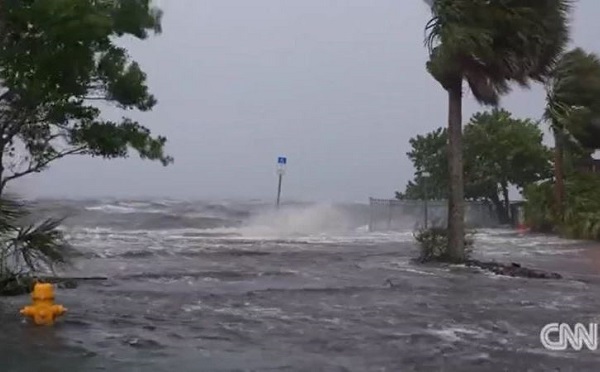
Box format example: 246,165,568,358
276,156,287,208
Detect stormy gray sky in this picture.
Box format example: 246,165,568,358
19,0,600,202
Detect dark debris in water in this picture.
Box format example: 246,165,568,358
0,275,107,296
464,260,562,279
119,250,158,258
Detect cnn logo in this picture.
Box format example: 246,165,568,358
540,323,598,351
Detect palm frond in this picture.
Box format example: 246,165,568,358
424,0,572,104
12,217,71,273
0,196,26,235
0,196,71,278
545,48,600,149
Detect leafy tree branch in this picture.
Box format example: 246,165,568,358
0,0,172,192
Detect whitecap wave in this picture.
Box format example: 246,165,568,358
84,202,164,214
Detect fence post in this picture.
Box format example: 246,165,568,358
368,198,374,232
387,200,392,230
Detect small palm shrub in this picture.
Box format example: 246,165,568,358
414,227,474,263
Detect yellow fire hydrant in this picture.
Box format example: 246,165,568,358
20,282,67,326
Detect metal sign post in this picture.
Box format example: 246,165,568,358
276,156,287,208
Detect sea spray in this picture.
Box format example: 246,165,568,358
238,204,358,238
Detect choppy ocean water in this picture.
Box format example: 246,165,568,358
0,199,599,371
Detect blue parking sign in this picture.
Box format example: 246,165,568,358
277,157,287,165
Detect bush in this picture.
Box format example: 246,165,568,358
524,173,600,240
0,197,72,295
414,227,474,263
523,181,556,233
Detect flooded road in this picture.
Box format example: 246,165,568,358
1,200,599,371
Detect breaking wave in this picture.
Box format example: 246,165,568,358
58,200,370,236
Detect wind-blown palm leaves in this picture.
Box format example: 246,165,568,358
423,0,571,261
0,196,70,280
544,48,600,216
546,48,600,148
425,0,571,104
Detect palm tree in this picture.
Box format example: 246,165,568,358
423,0,571,262
0,196,71,294
545,48,600,219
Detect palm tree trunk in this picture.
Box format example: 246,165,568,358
0,149,4,197
502,183,511,222
553,131,565,221
446,81,465,262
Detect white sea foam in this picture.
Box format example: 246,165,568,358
428,325,488,343
85,204,138,213
84,202,164,214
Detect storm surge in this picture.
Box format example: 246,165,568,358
2,198,595,371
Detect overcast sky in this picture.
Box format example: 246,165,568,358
18,0,600,202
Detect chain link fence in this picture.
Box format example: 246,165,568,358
368,198,499,232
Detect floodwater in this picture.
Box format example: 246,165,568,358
0,200,599,371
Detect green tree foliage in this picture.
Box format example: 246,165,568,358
395,128,448,201
397,109,552,223
465,110,552,221
424,0,571,261
0,0,171,192
525,173,600,240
